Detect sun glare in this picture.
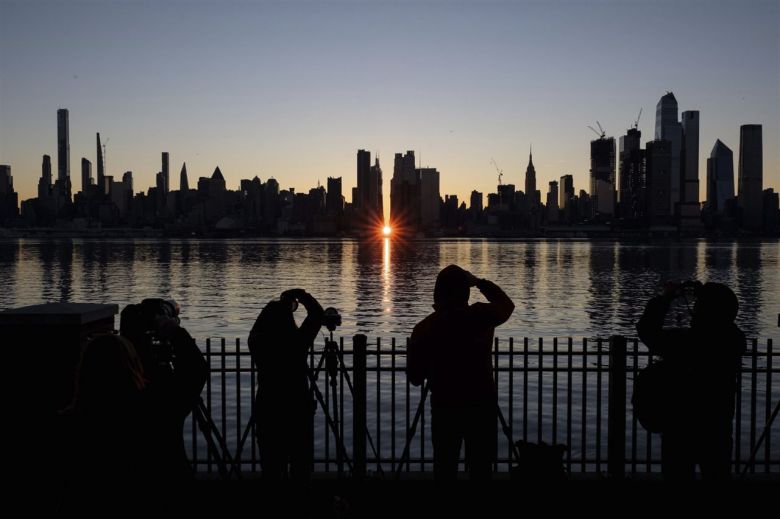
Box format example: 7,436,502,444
382,226,391,237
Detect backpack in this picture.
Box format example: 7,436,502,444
510,440,568,481
631,359,673,433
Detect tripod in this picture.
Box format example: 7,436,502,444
394,380,522,479
740,398,780,477
191,396,235,479
232,330,359,478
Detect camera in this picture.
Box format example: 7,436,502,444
120,298,182,370
678,280,703,296
323,307,342,332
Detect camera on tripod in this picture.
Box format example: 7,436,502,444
119,298,181,371
323,307,342,332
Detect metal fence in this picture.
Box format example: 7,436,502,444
185,335,778,478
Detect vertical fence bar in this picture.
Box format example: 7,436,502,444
566,337,572,472
608,335,627,479
750,338,758,474
391,337,397,472
553,337,558,445
340,337,345,453
630,339,638,476
252,342,258,473
581,338,587,473
509,337,514,472
221,338,227,463
376,337,381,472
537,338,543,443
735,347,743,473
353,334,367,480
406,336,411,473
765,339,773,473
235,338,241,471
206,338,212,474
596,338,603,473
324,351,330,472
192,342,199,473
494,336,499,472
421,382,426,473
523,337,529,442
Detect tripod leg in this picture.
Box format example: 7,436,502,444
194,398,236,479
740,398,780,477
229,413,256,478
394,381,430,480
334,347,385,476
308,371,354,473
496,403,522,464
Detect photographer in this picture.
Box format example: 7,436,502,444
637,281,745,481
119,299,209,482
407,265,514,481
248,288,324,481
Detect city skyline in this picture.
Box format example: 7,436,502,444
1,1,779,218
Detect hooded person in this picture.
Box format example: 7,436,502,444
637,281,745,481
406,265,515,480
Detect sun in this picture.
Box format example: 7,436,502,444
382,225,392,237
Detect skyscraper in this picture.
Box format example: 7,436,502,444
655,93,683,213
559,174,574,210
371,158,383,222
525,147,536,207
0,165,18,224
419,167,440,229
706,139,734,214
356,149,382,224
547,180,559,222
590,136,616,218
618,128,645,220
57,109,70,182
645,139,673,225
55,108,71,202
738,124,763,229
180,163,189,191
39,155,52,199
390,150,419,230
81,158,92,194
680,110,701,227
96,133,106,196
470,190,483,212
162,152,170,193
326,177,344,215
122,171,133,194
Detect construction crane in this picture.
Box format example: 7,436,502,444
587,121,606,139
491,157,504,186
633,107,642,130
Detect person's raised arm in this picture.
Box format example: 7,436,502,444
406,322,430,387
293,289,324,344
637,282,679,357
471,274,515,326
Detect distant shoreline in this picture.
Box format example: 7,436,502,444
0,228,778,242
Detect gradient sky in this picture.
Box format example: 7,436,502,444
1,0,778,219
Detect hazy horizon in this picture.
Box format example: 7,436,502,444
2,0,779,220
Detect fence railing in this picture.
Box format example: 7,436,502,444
185,335,778,478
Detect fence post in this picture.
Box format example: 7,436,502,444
352,334,367,480
607,335,627,479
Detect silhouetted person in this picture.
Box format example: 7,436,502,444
407,265,514,480
56,334,151,511
637,281,745,481
249,289,324,481
119,299,209,481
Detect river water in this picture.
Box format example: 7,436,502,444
2,238,777,472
